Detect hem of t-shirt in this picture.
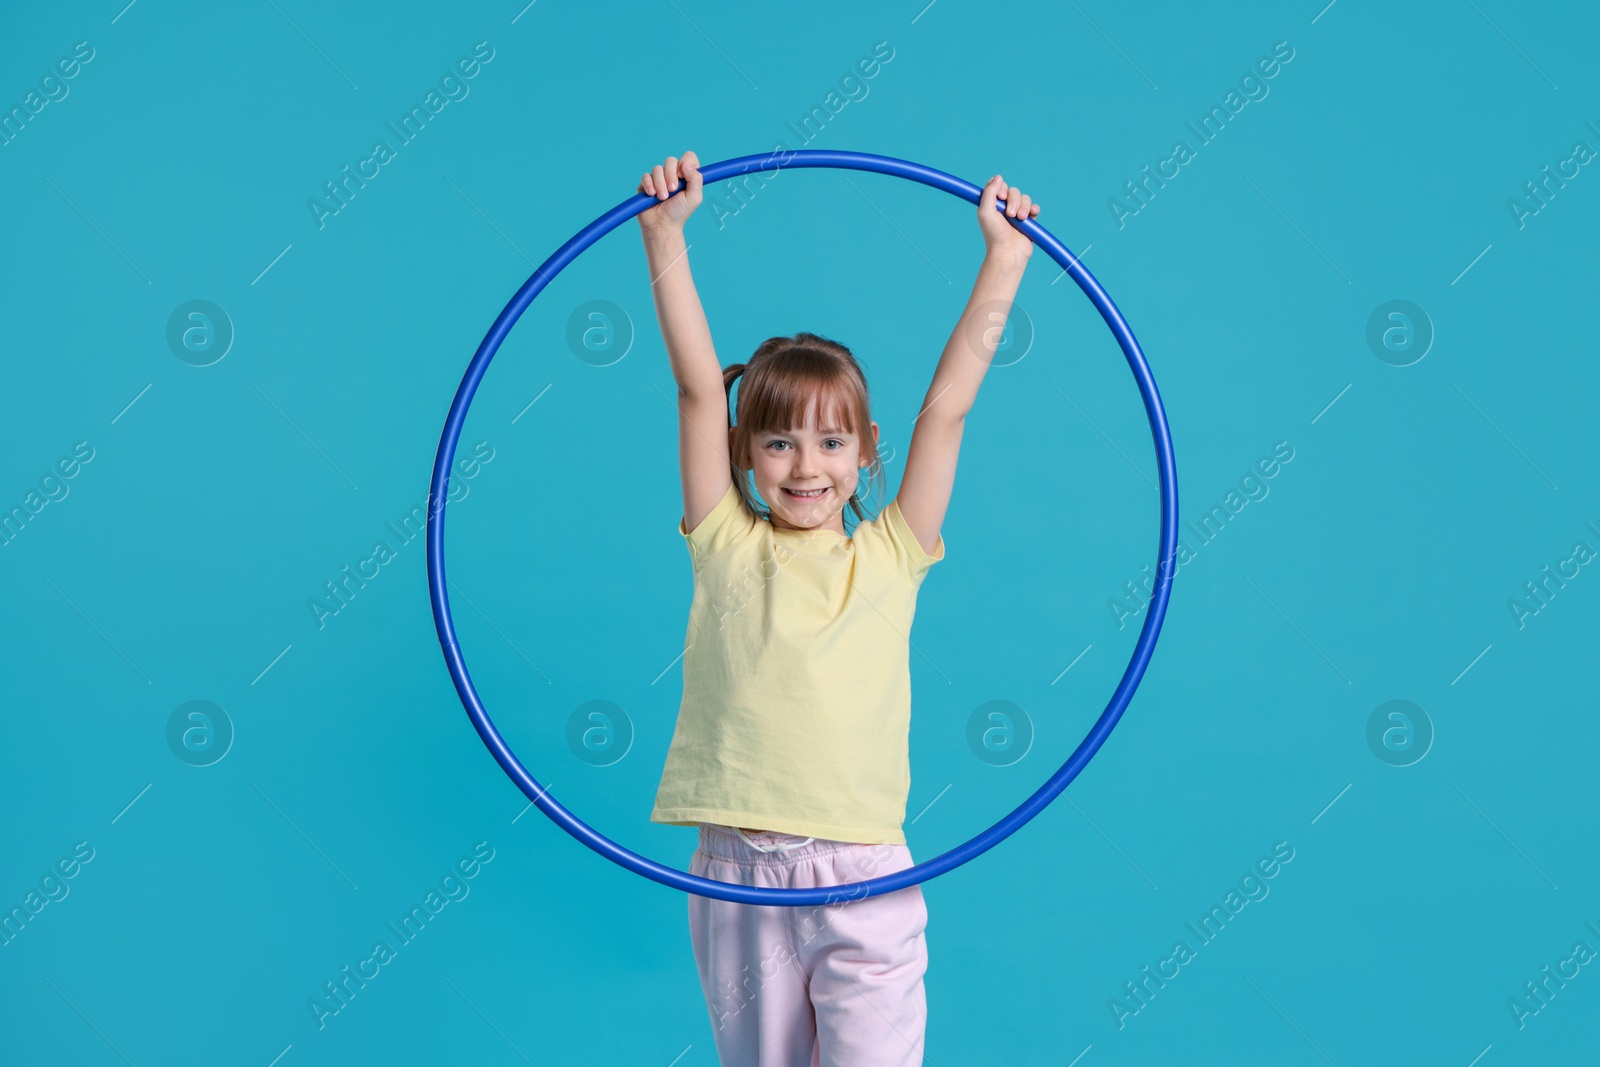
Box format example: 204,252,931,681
884,496,946,575
679,481,744,552
650,806,907,846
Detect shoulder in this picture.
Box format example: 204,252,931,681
855,496,945,582
680,481,756,568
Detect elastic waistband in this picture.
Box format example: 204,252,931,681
735,826,815,853
696,823,901,866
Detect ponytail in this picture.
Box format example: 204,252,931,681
722,362,747,488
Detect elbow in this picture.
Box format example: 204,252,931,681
939,398,974,426
923,407,968,435
923,380,976,425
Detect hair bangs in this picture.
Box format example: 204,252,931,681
747,362,861,440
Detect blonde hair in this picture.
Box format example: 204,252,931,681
720,331,885,532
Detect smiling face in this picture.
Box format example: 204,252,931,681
739,395,879,534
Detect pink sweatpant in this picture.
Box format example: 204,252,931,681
687,823,929,1067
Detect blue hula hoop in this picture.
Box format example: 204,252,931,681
428,149,1178,906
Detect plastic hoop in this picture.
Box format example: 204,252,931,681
427,149,1178,906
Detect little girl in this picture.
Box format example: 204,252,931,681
636,150,1039,1067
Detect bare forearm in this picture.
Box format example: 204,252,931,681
641,227,722,399
920,251,1028,423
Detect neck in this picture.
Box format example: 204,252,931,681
770,514,847,536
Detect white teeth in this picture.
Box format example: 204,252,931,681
786,487,826,498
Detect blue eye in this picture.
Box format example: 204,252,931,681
767,438,845,451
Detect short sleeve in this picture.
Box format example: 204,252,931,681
679,481,747,569
881,496,945,582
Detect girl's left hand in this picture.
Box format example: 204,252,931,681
977,174,1039,264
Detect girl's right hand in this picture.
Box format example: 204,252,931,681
637,151,703,234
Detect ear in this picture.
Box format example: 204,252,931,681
860,421,881,470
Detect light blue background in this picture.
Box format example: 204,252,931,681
3,1,1597,1063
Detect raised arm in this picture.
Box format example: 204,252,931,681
637,151,732,534
896,174,1040,555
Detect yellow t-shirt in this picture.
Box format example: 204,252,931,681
650,481,946,845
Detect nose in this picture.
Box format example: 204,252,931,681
792,443,820,477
